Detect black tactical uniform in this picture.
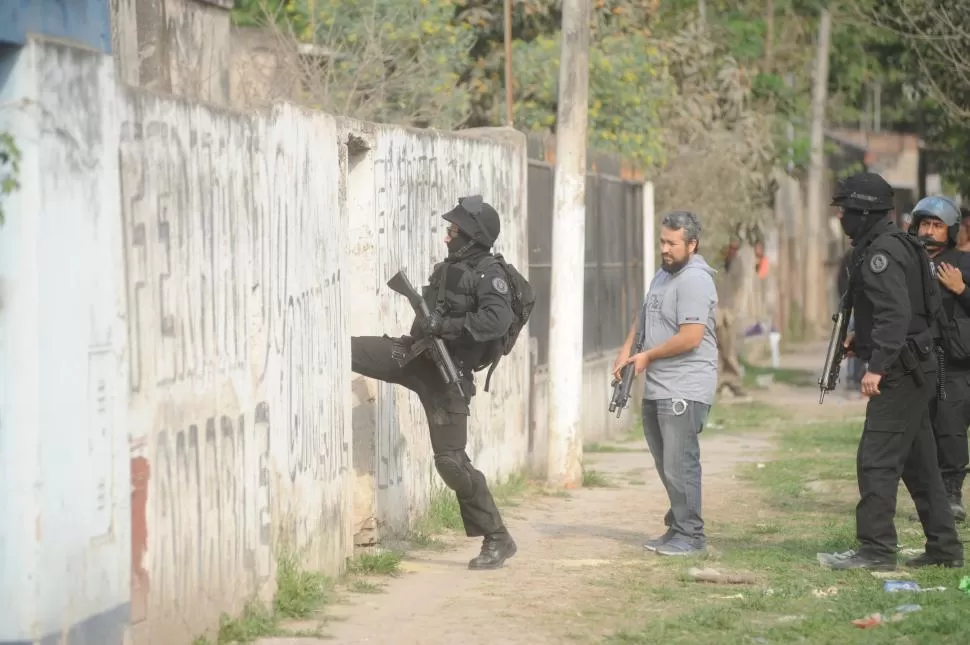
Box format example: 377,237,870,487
831,172,963,571
351,196,518,570
909,195,970,523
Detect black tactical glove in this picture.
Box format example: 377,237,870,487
390,335,413,367
419,311,462,338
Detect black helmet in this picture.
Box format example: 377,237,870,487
910,195,961,245
441,195,501,247
830,172,895,212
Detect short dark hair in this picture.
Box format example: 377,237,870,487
661,210,702,249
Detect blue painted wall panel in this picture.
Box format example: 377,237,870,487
0,0,112,53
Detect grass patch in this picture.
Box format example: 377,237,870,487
347,549,404,576
213,601,279,644
600,418,970,645
274,550,333,619
582,467,612,488
706,401,789,435
347,578,384,594
585,441,646,453
408,487,464,546
742,360,817,389
407,472,541,545
194,550,334,644
493,472,531,507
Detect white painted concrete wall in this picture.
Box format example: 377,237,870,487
0,37,530,645
0,41,133,645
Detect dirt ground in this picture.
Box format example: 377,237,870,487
257,342,867,645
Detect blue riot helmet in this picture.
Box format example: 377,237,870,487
909,195,961,246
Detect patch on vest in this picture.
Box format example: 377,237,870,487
869,253,889,274
492,276,509,294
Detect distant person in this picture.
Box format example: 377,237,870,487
613,210,718,557
957,207,970,252
714,239,749,400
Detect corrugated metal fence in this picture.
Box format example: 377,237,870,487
527,159,646,366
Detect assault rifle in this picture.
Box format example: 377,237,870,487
818,293,851,404
387,270,466,400
609,336,643,418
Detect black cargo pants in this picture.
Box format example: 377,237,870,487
856,358,963,561
929,370,970,485
351,335,507,538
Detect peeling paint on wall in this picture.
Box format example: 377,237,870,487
116,96,352,644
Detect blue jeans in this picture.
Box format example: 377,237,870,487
642,398,710,545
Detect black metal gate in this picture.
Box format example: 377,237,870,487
527,160,645,366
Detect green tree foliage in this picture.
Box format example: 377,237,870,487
511,29,673,169
0,131,20,226
232,0,476,128
848,0,970,196
230,0,970,199
651,21,778,248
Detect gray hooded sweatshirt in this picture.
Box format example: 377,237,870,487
637,254,719,405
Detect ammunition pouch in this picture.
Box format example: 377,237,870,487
909,328,935,361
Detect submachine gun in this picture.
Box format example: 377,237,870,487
818,292,852,404
386,270,466,400
609,335,644,418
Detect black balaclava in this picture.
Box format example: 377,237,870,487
841,208,889,242
446,229,476,259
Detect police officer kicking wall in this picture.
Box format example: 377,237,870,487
909,196,970,522
351,196,519,570
831,172,963,571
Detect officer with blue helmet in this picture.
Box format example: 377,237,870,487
909,195,970,524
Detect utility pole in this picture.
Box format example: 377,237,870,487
803,6,832,334
546,0,591,488
643,181,656,288
764,0,774,71
504,0,514,125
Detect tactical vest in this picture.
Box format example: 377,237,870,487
850,230,938,359
422,254,493,321
935,247,967,322
932,247,970,371
417,254,498,371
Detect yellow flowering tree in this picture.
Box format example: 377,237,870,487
510,30,674,170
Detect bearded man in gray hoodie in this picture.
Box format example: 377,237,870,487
613,210,719,556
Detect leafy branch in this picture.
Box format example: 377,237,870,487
0,131,21,226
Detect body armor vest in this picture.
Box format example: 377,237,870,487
851,230,934,360
415,251,496,370
422,253,493,320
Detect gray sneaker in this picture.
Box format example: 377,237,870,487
656,537,707,557
643,529,675,552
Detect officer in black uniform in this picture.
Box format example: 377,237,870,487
351,195,518,570
910,195,970,522
831,172,963,570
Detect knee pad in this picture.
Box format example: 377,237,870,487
434,452,475,499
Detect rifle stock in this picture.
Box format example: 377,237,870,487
609,338,643,418
818,307,850,404
386,270,466,400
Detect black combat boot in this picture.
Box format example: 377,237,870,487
904,552,964,569
468,532,517,570
944,474,966,522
